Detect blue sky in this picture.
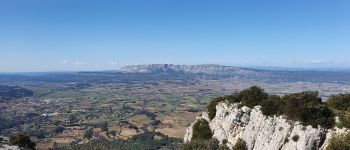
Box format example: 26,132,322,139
0,0,349,72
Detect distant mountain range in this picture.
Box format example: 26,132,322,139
121,64,266,77
121,64,350,83
1,64,350,84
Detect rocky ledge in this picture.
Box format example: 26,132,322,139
184,102,348,150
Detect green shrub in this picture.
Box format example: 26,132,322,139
83,128,93,139
207,98,224,120
326,132,350,150
237,86,268,108
232,138,247,150
282,91,322,120
183,138,219,150
222,139,228,145
327,94,350,129
280,91,335,128
191,119,213,141
53,126,64,134
327,93,350,111
338,112,350,128
10,133,36,149
207,96,234,120
225,93,241,104
219,139,230,150
299,105,335,128
260,95,283,116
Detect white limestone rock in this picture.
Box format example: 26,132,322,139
184,102,348,150
0,145,20,150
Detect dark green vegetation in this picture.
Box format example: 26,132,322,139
64,132,180,150
219,139,230,150
337,113,350,128
326,93,350,128
191,119,213,141
208,86,336,128
281,91,334,128
0,85,33,101
183,119,227,150
183,119,232,150
326,132,350,150
232,139,247,150
260,95,284,116
207,97,227,120
0,118,25,132
182,138,220,150
327,94,350,111
237,86,268,108
10,133,36,150
83,129,93,139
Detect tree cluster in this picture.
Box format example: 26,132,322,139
10,133,36,150
326,93,350,128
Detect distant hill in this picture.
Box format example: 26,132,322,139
0,85,33,100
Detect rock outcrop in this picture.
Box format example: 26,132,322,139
0,144,20,150
184,102,348,150
0,136,20,150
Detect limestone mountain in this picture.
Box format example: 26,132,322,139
121,64,265,77
121,64,350,83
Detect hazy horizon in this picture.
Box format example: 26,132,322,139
1,0,350,72
1,63,350,73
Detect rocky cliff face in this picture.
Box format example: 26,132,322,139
0,144,20,150
121,64,261,77
0,136,20,150
184,102,348,150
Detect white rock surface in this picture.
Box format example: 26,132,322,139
0,145,20,150
184,102,348,150
0,136,20,150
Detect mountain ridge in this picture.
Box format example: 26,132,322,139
121,64,265,77
120,64,350,83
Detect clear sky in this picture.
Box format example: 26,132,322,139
0,0,349,72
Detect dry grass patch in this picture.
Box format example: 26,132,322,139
119,127,141,140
